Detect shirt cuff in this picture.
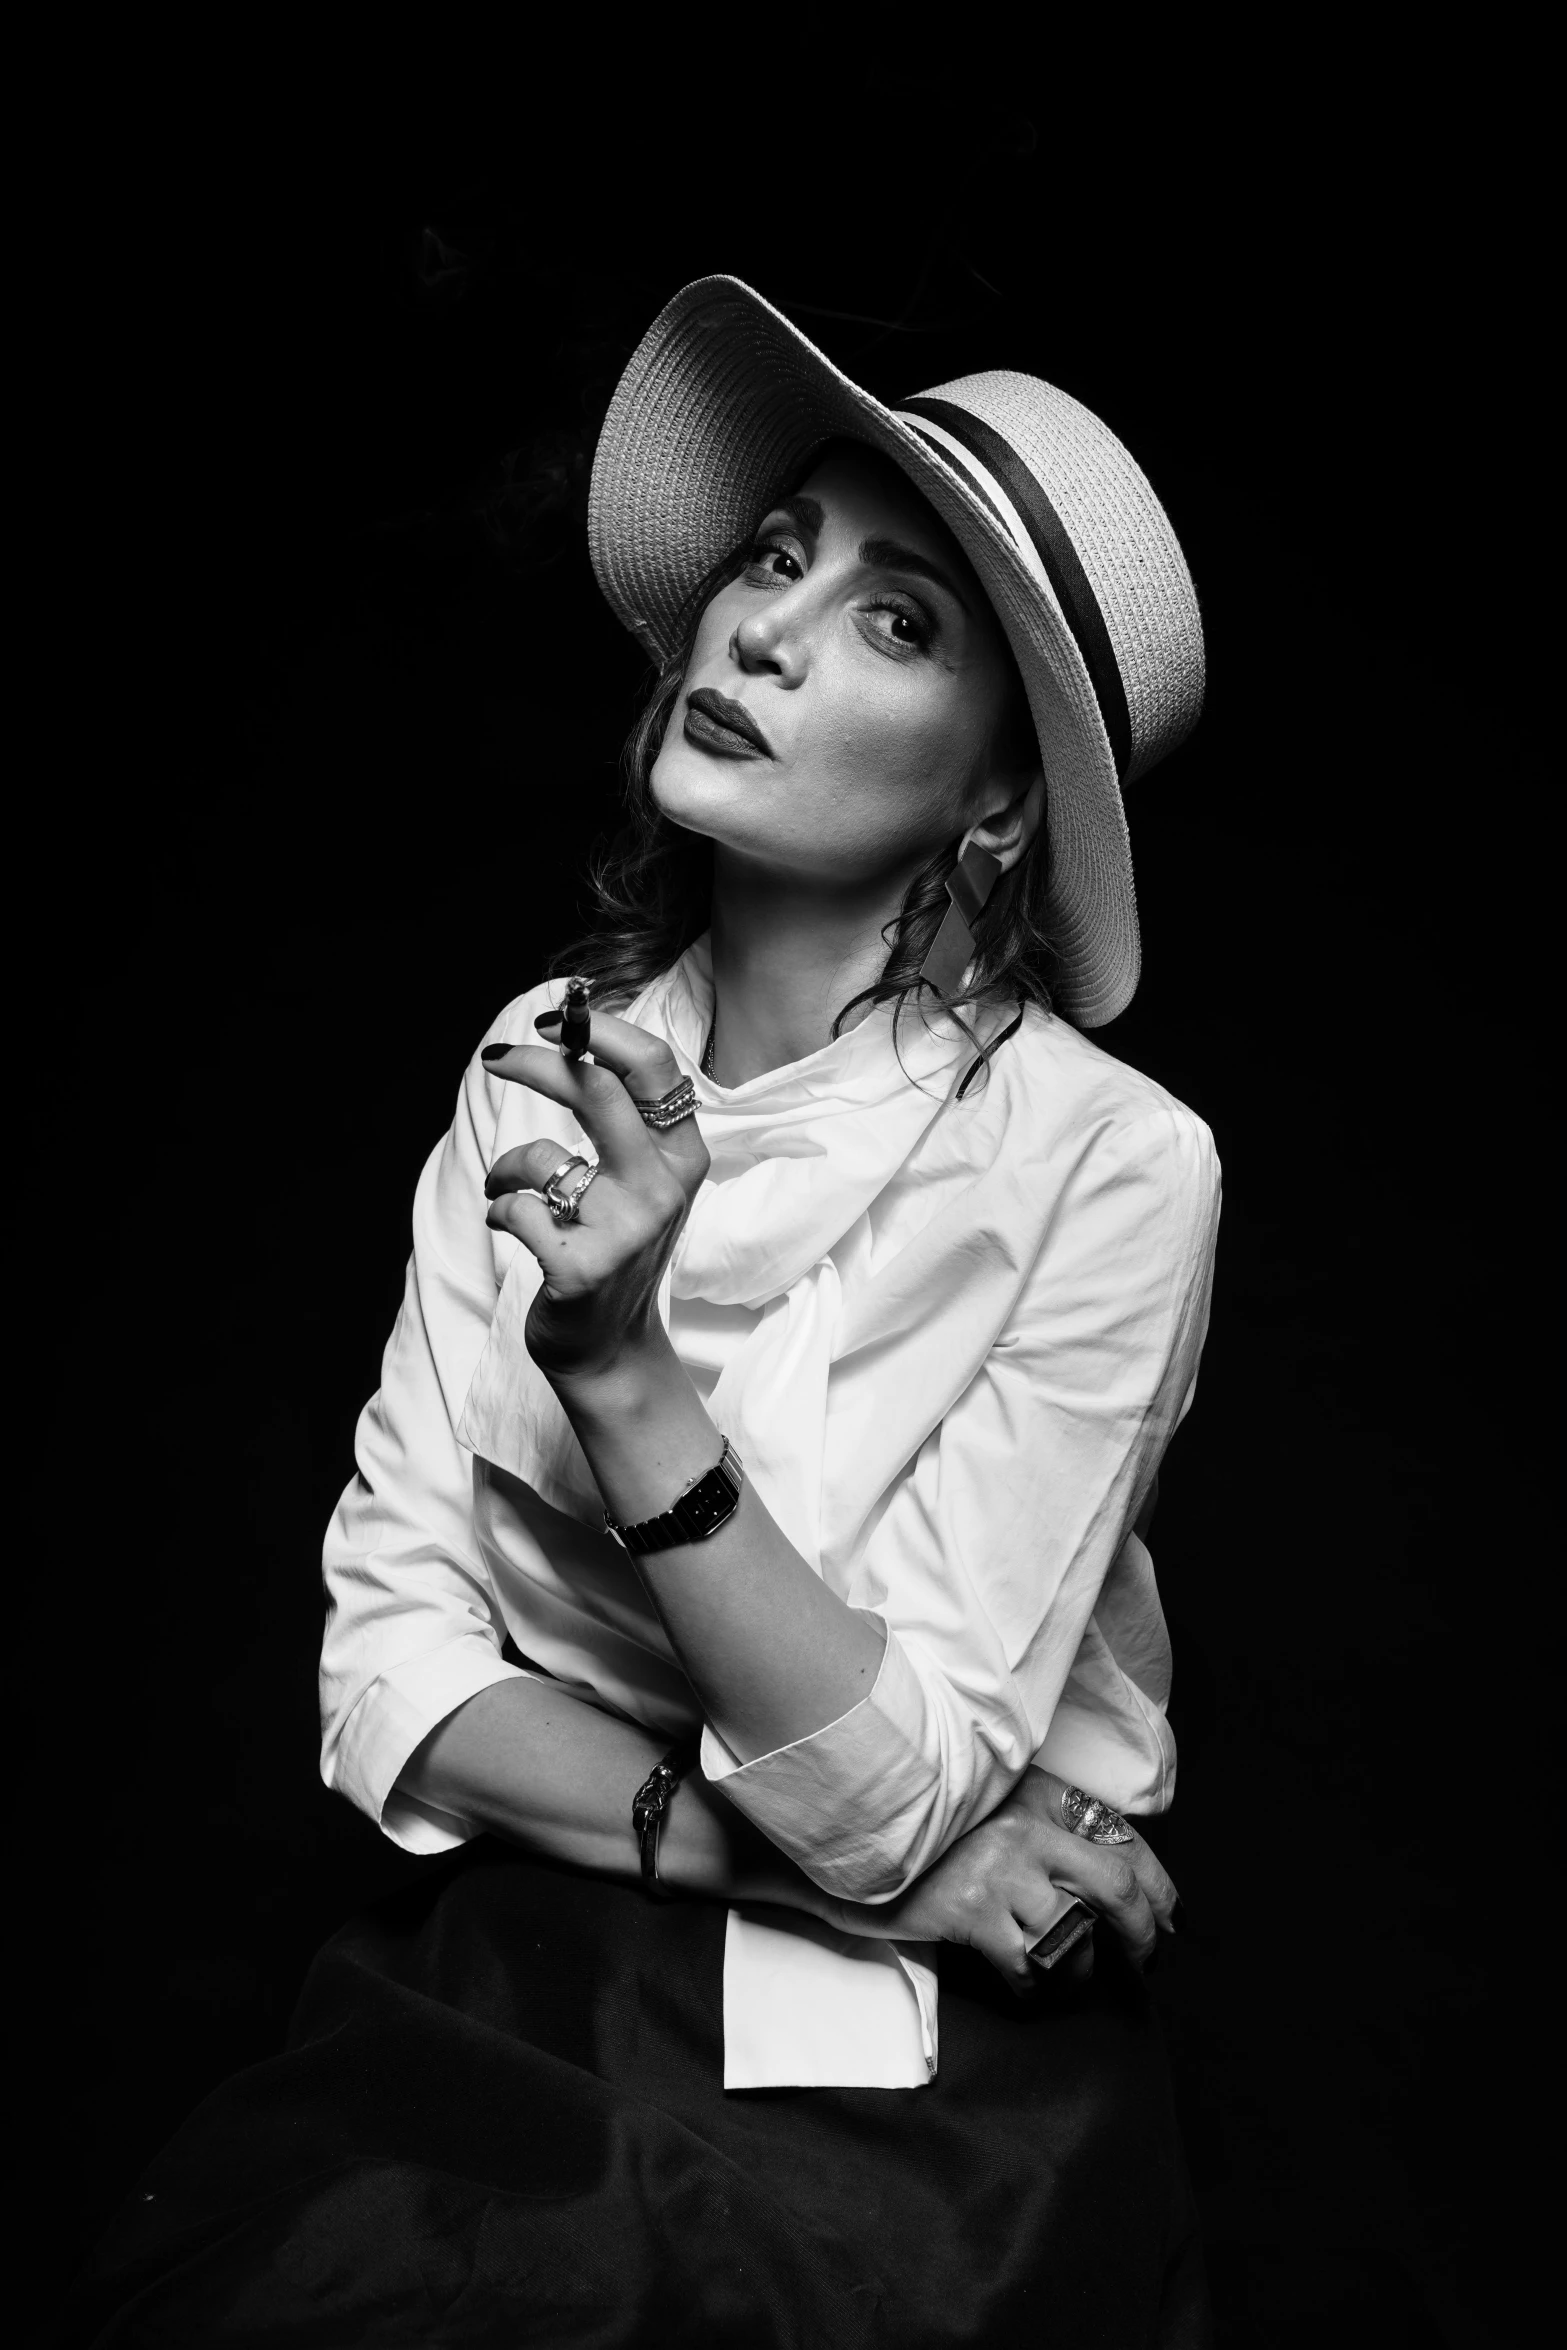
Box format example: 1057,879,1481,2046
700,1627,941,1901
329,1633,528,1855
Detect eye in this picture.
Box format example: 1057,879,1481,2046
863,596,934,655
744,535,803,585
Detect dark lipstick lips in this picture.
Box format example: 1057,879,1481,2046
684,687,773,757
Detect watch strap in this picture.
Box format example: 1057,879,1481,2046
604,1438,744,1557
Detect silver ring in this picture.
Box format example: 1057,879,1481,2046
542,1156,598,1225
631,1077,697,1131
539,1152,587,1196
1060,1785,1135,1845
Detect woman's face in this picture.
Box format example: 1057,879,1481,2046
650,441,1036,891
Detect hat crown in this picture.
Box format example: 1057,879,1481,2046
901,370,1205,785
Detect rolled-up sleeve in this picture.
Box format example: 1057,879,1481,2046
319,999,540,1853
699,1629,942,1897
701,1101,1220,1902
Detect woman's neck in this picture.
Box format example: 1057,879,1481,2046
706,850,913,1087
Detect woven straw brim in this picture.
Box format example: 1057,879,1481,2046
590,278,1148,1026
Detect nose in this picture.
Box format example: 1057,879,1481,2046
731,594,807,685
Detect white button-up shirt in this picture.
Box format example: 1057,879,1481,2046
321,941,1220,2087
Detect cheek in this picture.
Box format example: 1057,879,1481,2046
647,604,738,818
812,660,977,833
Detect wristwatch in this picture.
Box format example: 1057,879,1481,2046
603,1438,745,1557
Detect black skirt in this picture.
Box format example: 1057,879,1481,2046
65,1842,1210,2348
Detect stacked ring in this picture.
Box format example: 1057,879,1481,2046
541,1155,599,1225
1060,1785,1135,1845
631,1077,698,1131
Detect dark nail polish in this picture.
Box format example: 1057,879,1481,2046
481,1043,512,1062
533,1011,563,1032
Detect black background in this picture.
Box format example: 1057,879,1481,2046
46,56,1536,2350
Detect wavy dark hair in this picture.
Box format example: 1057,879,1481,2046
552,528,1058,1094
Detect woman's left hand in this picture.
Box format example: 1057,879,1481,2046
824,1765,1181,1993
480,1009,710,1384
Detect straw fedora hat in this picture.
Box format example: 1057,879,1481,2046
588,275,1204,1028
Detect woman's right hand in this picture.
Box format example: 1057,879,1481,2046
825,1767,1181,1995
481,1006,710,1386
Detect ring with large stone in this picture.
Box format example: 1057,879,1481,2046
1060,1785,1136,1845
541,1155,599,1225
631,1077,697,1131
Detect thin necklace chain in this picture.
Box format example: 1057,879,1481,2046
700,1018,716,1079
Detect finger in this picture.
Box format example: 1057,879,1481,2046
1028,1770,1179,1933
486,1137,595,1203
1061,1937,1096,1983
1059,1818,1178,1934
1008,1781,1158,1968
485,1185,564,1257
534,1007,709,1180
533,1004,686,1100
1140,1852,1180,1933
1053,1847,1159,1970
967,1914,1042,2001
1103,1834,1177,1935
482,1135,603,1268
480,1043,659,1181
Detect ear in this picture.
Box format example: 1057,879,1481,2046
962,771,1045,878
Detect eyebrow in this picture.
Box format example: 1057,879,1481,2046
765,494,826,542
857,534,972,613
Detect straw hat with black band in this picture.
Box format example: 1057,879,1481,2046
587,275,1205,1031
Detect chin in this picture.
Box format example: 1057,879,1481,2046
650,738,866,880
649,737,754,837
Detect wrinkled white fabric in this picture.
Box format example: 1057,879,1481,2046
321,938,1220,2086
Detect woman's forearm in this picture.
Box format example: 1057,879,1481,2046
394,1673,835,1913
554,1338,887,1764
476,1024,887,1767
394,1678,1180,1985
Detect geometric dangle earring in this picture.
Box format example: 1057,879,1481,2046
917,841,1003,996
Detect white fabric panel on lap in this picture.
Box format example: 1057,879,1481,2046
723,1909,936,2090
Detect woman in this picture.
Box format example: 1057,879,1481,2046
73,278,1218,2346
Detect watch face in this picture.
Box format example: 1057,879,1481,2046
616,1445,744,1554
677,1484,731,1539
